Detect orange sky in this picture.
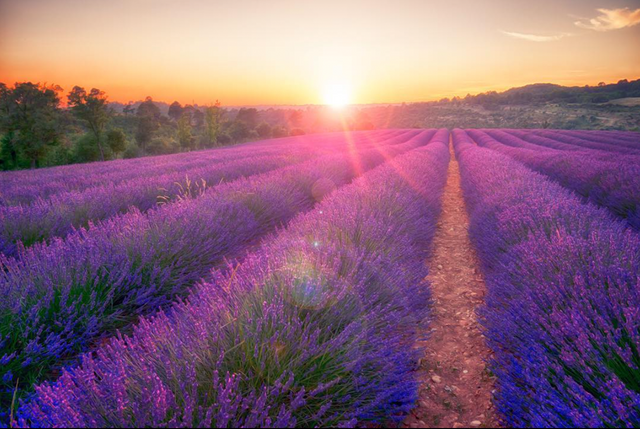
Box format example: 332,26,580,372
1,0,639,106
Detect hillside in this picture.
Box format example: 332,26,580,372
108,78,640,133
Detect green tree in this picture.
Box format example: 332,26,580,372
177,112,194,150
185,105,204,129
147,136,179,155
0,82,63,169
168,101,184,122
202,101,223,146
271,125,289,138
107,128,127,156
122,103,135,116
236,107,259,128
136,97,161,152
73,133,103,163
228,120,250,142
68,86,111,161
0,131,17,170
256,122,272,139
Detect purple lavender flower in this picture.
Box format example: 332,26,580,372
17,130,451,428
453,129,640,427
0,129,435,419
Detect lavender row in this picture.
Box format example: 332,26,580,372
0,130,399,206
453,129,640,427
502,129,586,152
0,155,292,257
470,129,640,230
0,130,413,257
0,129,434,417
532,129,640,154
500,129,640,164
561,129,640,147
483,128,627,160
0,140,282,205
17,129,451,428
505,128,640,155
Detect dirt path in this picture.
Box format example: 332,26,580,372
403,142,498,428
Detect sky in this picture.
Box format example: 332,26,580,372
0,0,639,106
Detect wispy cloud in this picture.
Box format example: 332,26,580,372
574,7,640,31
500,30,571,42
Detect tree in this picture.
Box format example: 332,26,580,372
73,133,103,163
0,82,63,169
0,131,17,170
203,101,223,146
137,96,161,118
107,128,127,156
271,125,288,138
136,97,161,152
235,107,258,129
288,110,303,128
228,120,250,142
184,105,204,129
168,101,184,122
123,103,135,116
256,122,272,139
68,86,111,161
147,136,179,155
177,112,194,150
217,133,231,145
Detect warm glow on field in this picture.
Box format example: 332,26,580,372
322,83,352,108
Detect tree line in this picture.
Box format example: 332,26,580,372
0,83,295,170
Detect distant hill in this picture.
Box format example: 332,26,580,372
105,78,640,133
108,78,640,114
460,79,640,106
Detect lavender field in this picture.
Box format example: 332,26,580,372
1,128,639,427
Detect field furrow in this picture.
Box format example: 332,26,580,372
403,139,497,429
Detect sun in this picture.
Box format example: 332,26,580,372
322,82,352,108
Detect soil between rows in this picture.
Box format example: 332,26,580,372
403,142,498,428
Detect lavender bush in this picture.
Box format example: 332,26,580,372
0,155,292,257
556,130,640,150
0,130,400,206
454,129,640,427
468,129,640,230
509,129,640,155
0,129,432,417
16,129,451,427
0,130,413,257
497,129,640,164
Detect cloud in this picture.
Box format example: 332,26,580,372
575,7,640,31
500,30,570,42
